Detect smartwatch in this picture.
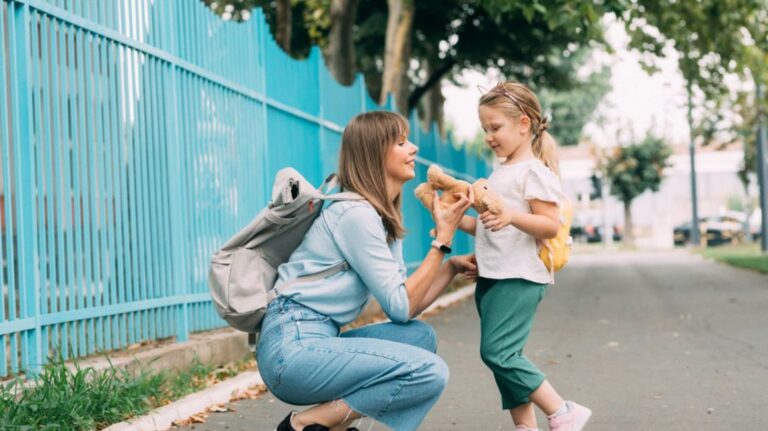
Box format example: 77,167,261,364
430,240,452,254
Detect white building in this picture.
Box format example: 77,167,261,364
559,141,751,248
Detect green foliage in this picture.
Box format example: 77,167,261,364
203,0,629,112
0,357,163,429
408,0,626,91
0,355,249,429
621,0,768,180
538,60,612,146
202,0,262,22
697,244,768,274
602,136,673,204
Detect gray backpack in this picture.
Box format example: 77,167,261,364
208,168,362,344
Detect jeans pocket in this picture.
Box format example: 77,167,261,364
297,320,337,341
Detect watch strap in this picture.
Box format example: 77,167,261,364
431,240,452,254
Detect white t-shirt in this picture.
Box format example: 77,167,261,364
475,158,563,284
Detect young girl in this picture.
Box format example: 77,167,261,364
458,82,592,431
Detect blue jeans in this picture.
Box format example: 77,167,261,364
257,297,449,431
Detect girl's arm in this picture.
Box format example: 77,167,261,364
479,199,559,239
458,215,477,236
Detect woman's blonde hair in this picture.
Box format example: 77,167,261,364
338,111,409,242
479,81,559,176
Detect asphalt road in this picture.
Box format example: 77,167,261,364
175,250,768,430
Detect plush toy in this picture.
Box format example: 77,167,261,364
413,164,504,215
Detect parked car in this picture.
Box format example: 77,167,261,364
673,215,745,246
571,213,622,243
710,210,763,242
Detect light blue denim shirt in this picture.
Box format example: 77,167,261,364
274,200,411,326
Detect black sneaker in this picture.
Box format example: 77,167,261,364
275,411,330,431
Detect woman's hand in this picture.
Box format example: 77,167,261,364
432,187,474,244
449,254,478,280
479,208,517,232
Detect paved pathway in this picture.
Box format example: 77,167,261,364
175,250,768,430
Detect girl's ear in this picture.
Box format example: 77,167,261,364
517,115,532,135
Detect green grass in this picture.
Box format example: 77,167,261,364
0,355,254,430
695,243,768,274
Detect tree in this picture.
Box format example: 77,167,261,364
325,0,359,85
381,0,414,112
621,0,767,183
537,57,612,147
600,136,673,247
204,0,628,129
402,0,627,128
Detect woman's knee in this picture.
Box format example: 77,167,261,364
415,354,449,395
433,356,450,390
403,320,438,352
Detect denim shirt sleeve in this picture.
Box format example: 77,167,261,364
331,205,411,323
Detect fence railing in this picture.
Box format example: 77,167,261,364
0,0,490,377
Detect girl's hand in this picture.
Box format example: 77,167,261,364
432,188,474,243
479,208,516,232
449,254,478,280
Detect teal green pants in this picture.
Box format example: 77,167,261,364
474,277,548,409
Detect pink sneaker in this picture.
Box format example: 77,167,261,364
548,401,592,431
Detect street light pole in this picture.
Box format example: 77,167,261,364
687,83,701,246
756,81,768,252
601,175,613,247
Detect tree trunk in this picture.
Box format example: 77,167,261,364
421,59,445,134
275,0,292,52
323,0,359,85
380,0,414,115
623,200,634,247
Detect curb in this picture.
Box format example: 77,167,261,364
102,371,264,431
105,284,475,431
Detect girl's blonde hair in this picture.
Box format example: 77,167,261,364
479,81,559,176
338,111,408,242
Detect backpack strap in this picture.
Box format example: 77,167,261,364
541,240,556,285
309,173,365,202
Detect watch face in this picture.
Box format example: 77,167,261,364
439,244,451,253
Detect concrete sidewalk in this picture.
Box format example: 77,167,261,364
172,250,768,430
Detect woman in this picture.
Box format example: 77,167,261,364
257,111,477,431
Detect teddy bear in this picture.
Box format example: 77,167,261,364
413,164,504,215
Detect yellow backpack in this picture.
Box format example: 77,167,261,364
523,167,574,280
538,200,573,276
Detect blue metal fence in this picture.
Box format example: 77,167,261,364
0,0,490,377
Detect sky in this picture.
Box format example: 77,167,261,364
442,20,691,149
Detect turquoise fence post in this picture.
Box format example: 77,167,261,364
316,47,326,179
9,1,42,375
359,75,367,113
166,0,189,342
258,10,270,202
